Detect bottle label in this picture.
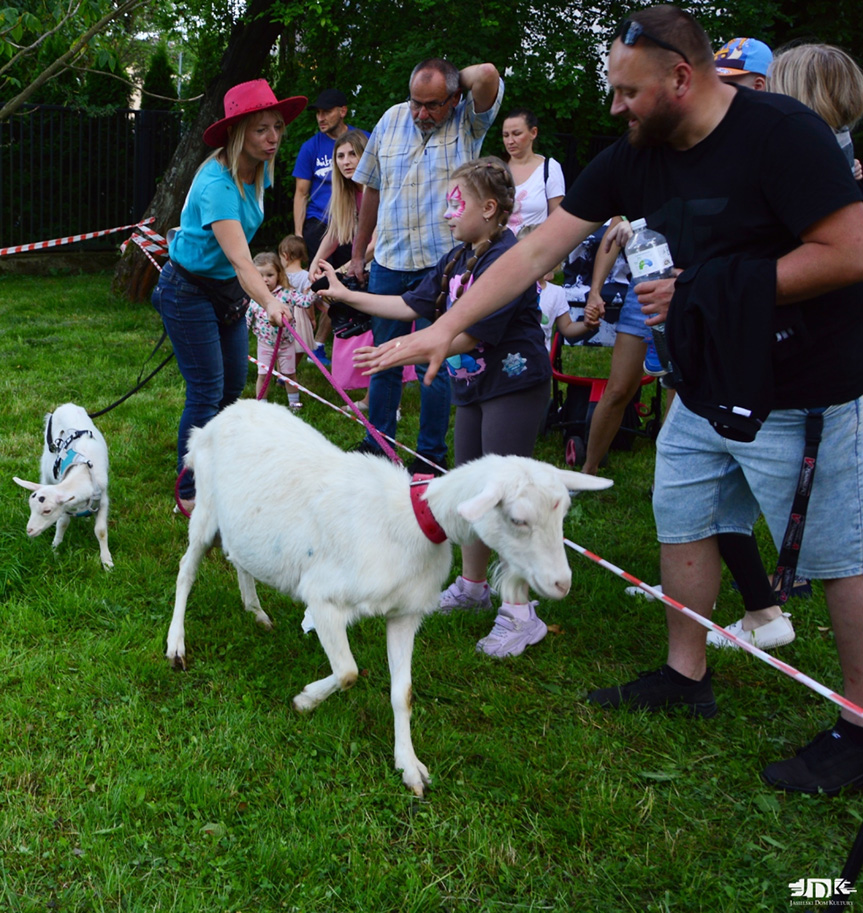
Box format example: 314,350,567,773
627,242,673,280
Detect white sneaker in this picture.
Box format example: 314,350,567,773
476,603,547,658
707,613,795,650
439,576,492,614
624,584,662,601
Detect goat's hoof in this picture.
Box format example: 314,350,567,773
255,613,273,630
168,654,187,671
102,560,114,570
400,761,431,797
292,692,317,713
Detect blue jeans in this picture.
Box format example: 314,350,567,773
364,261,452,463
152,261,249,498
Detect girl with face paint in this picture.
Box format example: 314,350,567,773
320,157,557,660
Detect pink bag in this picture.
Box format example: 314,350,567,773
331,331,417,391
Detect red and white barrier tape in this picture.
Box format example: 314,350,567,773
0,217,156,257
126,234,166,272
121,221,168,256
565,538,863,722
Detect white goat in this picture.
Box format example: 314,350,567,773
13,403,113,569
166,399,612,795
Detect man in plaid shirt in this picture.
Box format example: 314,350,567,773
347,58,503,473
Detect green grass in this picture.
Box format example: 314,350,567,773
0,272,857,911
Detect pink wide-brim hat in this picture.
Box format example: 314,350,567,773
203,79,307,148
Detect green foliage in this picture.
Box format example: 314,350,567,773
0,270,857,911
141,44,178,108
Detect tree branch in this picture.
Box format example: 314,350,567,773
0,0,153,121
65,63,204,104
0,0,82,80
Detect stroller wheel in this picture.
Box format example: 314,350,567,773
565,435,586,468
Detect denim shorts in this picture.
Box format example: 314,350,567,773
614,281,652,342
653,396,863,579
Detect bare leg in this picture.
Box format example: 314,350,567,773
314,311,331,346
461,540,492,583
583,333,647,475
166,503,218,668
235,566,273,629
94,495,113,568
52,513,71,548
293,604,358,711
824,575,863,725
386,612,429,796
255,375,268,399
662,538,721,680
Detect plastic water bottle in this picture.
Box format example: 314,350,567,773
625,219,674,378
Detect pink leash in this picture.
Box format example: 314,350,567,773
281,320,401,462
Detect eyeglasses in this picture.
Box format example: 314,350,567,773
616,18,690,66
407,92,455,113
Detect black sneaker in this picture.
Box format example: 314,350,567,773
586,665,718,719
762,725,863,795
407,453,448,477
349,439,386,457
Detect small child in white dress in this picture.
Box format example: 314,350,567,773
518,226,599,350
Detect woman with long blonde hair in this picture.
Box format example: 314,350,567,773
309,129,378,407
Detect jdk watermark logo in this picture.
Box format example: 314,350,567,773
789,878,856,907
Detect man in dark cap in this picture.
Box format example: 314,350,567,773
292,89,365,258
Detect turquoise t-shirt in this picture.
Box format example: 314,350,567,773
169,158,271,279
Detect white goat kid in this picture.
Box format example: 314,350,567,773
13,403,113,569
166,399,611,795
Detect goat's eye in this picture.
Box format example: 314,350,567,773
510,516,528,528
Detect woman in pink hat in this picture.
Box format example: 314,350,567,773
152,80,306,514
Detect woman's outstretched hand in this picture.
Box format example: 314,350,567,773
353,322,450,384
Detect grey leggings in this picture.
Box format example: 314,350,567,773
454,381,551,466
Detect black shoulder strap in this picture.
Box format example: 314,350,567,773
772,409,825,603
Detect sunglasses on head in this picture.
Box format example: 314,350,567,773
616,18,690,65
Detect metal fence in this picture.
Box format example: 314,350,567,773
0,104,182,250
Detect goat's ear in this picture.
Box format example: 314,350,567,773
13,477,40,492
556,469,614,492
457,480,507,523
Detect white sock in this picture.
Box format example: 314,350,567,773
288,392,300,406
459,576,488,599
500,601,529,620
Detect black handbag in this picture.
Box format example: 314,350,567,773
171,261,249,326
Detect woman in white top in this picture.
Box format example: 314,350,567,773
502,107,566,234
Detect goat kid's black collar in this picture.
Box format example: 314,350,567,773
410,474,447,544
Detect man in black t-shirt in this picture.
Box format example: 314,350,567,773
363,5,863,796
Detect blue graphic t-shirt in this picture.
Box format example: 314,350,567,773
403,231,550,405
292,126,366,222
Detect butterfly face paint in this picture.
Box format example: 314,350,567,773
445,185,465,220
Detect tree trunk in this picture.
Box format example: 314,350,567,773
113,0,284,301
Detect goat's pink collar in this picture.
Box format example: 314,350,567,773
410,474,447,544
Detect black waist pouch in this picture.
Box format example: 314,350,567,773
172,261,249,326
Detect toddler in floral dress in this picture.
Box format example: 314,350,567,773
247,252,313,409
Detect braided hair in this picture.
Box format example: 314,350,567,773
433,156,516,321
